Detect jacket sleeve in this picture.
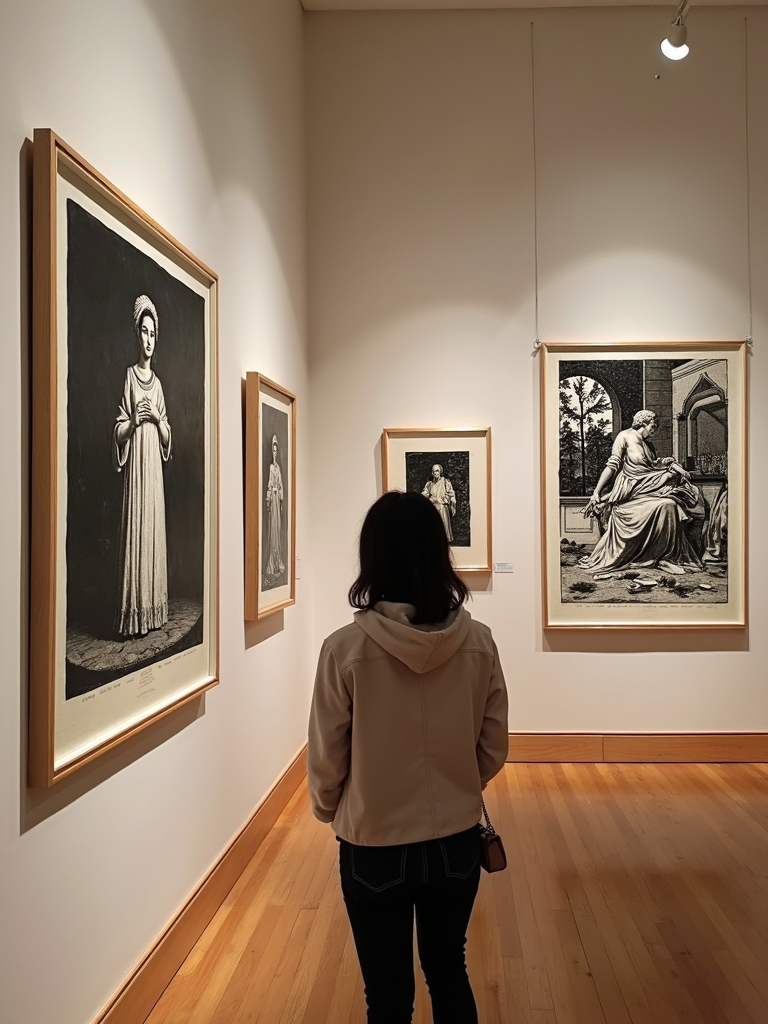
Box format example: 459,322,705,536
477,641,509,788
307,640,352,823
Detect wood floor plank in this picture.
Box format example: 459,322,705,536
712,948,768,1024
645,941,710,1024
545,766,635,1024
525,765,607,1024
256,906,319,1024
530,1010,558,1024
470,876,506,1024
501,764,556,1014
282,839,352,1024
489,868,523,959
322,929,360,1024
231,853,331,1024
299,894,348,1024
543,772,632,1024
555,765,673,1024
207,904,283,1024
175,905,232,980
503,956,533,1024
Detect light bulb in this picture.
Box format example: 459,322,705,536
661,19,689,60
660,38,690,60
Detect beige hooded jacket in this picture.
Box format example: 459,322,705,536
307,602,509,846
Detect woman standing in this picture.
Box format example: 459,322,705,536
114,295,172,636
308,491,508,1024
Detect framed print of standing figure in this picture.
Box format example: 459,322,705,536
244,374,296,619
381,428,492,573
540,341,747,629
29,130,219,787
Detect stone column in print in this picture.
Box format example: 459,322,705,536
643,361,674,458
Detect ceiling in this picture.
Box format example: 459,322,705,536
302,1,762,9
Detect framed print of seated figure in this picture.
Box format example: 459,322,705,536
540,341,747,629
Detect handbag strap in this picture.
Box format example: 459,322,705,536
481,799,497,836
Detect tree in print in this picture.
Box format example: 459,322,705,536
559,411,581,495
559,376,612,495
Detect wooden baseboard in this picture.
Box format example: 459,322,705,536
508,733,604,762
91,744,308,1024
508,733,768,763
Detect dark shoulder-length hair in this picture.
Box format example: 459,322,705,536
349,491,468,625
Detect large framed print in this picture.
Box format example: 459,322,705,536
29,130,219,787
541,341,747,629
382,428,492,573
244,373,296,619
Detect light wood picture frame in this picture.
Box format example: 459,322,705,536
381,427,492,573
29,129,220,787
244,374,297,619
540,340,747,629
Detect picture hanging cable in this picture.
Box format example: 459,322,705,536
743,17,753,346
531,21,541,351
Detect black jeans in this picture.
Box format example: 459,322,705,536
339,826,481,1024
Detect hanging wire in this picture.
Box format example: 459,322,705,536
743,17,754,348
530,21,541,352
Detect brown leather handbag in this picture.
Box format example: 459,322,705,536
478,800,507,873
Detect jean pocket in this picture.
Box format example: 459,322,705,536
438,827,481,879
348,843,408,892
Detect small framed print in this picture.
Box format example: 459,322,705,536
245,374,296,619
29,130,219,787
540,340,747,629
382,428,492,573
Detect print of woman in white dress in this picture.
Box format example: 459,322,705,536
114,295,172,636
264,434,285,584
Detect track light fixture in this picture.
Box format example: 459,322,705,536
661,0,691,60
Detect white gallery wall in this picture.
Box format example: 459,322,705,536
307,7,768,731
0,2,309,1023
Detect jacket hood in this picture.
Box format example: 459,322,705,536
353,602,472,674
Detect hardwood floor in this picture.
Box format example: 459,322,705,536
145,763,768,1024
